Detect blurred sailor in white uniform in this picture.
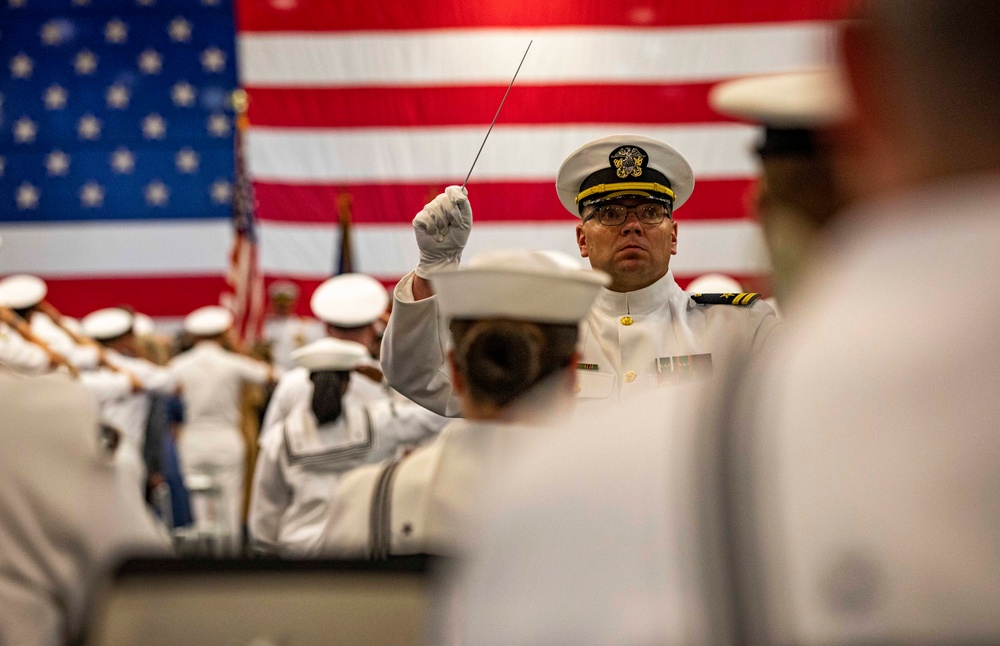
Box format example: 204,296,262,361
249,337,444,557
169,306,275,546
0,371,170,646
81,308,178,493
315,250,607,559
381,136,780,418
260,273,392,441
263,280,324,370
0,274,137,402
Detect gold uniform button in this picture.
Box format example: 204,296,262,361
574,385,581,393
620,316,634,326
624,370,636,383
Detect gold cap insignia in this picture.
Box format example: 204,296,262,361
610,146,645,179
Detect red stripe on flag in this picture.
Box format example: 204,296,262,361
246,83,731,129
252,179,756,224
237,0,847,32
40,275,229,319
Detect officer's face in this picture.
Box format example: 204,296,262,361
576,198,678,292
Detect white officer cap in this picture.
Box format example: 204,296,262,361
685,273,744,295
430,250,610,324
710,68,849,128
132,313,155,337
710,68,851,157
291,337,369,372
556,134,695,217
0,274,47,309
310,273,389,328
82,308,134,341
183,306,233,337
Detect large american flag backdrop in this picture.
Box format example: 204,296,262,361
0,0,844,318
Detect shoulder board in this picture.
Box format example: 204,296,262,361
690,292,761,306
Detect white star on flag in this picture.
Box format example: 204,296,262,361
9,0,27,8
72,0,91,5
106,84,130,109
46,151,70,176
111,148,135,174
142,114,166,139
138,49,162,74
41,21,66,46
81,182,104,207
136,0,156,6
200,47,226,73
14,117,37,144
10,53,33,78
207,113,230,137
145,181,169,206
168,17,192,42
171,81,196,107
74,50,98,75
176,148,200,173
44,85,68,110
105,18,128,44
210,179,232,204
78,114,101,140
16,183,40,210
0,156,6,177
201,0,219,5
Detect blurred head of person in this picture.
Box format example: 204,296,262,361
268,281,299,317
81,307,141,357
842,0,1000,194
711,69,854,304
182,306,235,349
430,250,609,421
310,273,389,358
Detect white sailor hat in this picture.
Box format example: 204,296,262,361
268,280,300,299
710,68,850,156
132,313,155,336
82,308,134,341
310,274,389,328
430,250,609,325
556,134,695,217
0,274,48,309
183,305,233,337
291,337,369,372
685,273,744,295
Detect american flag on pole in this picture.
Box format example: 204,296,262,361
220,96,264,346
1,0,845,318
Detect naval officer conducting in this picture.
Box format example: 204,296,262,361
382,135,781,415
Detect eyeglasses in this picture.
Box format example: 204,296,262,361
582,202,672,226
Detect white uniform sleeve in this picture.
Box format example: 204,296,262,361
30,315,100,370
79,370,132,405
0,324,50,375
230,353,272,385
380,272,461,417
311,462,381,558
386,398,448,445
747,299,783,357
259,370,308,444
111,355,177,394
248,427,292,555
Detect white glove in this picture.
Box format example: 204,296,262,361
412,185,473,279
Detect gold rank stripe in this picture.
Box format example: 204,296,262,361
576,181,676,204
733,292,759,305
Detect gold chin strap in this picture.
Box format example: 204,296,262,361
576,182,676,204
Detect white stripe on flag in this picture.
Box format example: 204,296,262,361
258,220,771,277
247,123,762,183
239,23,834,87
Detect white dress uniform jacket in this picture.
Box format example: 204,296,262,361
0,322,50,375
315,419,537,558
739,176,1000,644
248,398,445,556
382,269,780,417
169,341,271,543
0,373,170,646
